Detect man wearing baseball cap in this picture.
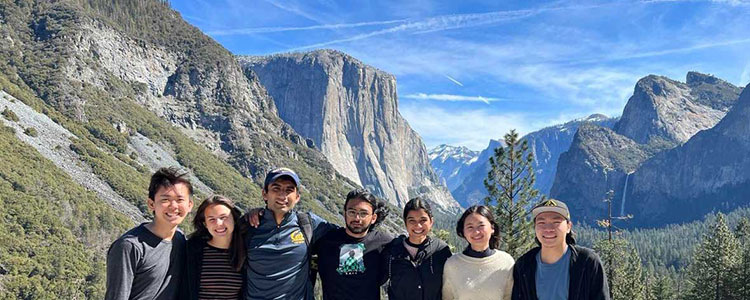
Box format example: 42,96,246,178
511,199,610,300
242,167,337,300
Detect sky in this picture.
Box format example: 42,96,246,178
170,0,750,151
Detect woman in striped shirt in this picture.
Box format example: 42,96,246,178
186,195,247,300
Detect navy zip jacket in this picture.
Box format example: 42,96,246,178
383,235,452,300
511,245,610,300
243,209,336,300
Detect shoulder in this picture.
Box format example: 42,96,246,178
572,245,604,265
108,230,143,258
371,229,395,243
444,252,465,268
515,247,540,266
493,250,515,262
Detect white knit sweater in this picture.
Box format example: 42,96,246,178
442,251,514,300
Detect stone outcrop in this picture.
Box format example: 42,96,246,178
241,50,460,211
626,83,750,226
550,72,741,226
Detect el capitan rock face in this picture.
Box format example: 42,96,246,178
551,72,742,227
241,50,459,211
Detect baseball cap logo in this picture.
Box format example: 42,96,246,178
544,200,558,207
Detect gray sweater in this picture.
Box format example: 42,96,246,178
105,223,186,300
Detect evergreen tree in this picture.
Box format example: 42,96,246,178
734,217,750,300
686,213,740,300
595,238,645,300
650,273,676,300
483,129,541,258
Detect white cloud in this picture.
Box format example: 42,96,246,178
207,19,407,36
399,103,530,151
444,75,464,86
402,93,500,104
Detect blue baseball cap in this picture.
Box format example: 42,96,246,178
263,167,301,190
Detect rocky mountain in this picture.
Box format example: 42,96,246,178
550,72,742,226
429,144,479,191
0,1,406,297
240,50,461,211
613,73,739,149
449,114,616,208
625,83,750,227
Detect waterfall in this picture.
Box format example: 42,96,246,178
620,173,630,217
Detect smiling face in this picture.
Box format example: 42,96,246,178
204,203,235,242
344,198,377,237
262,177,300,218
405,209,433,243
147,182,193,229
534,211,572,249
462,213,494,251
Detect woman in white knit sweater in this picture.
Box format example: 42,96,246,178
442,205,514,300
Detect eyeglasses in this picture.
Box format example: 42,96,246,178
345,210,372,219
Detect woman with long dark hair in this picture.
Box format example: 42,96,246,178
442,205,514,300
186,195,246,300
383,197,452,300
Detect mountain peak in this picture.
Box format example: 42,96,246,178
686,71,721,86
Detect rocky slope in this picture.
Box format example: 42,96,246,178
550,72,741,226
0,1,408,297
429,144,479,191
241,50,460,211
626,83,750,226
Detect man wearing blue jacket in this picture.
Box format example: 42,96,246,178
243,168,335,300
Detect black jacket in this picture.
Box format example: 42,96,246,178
511,245,610,300
383,236,452,300
184,237,246,300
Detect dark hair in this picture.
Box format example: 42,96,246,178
190,195,247,272
344,189,389,230
148,167,194,200
456,205,501,250
402,197,433,221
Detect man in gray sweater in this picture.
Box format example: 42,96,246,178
105,167,195,300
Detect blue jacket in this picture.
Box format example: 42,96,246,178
243,209,335,300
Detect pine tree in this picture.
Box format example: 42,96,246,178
686,213,741,300
734,217,750,300
595,238,645,300
483,129,541,258
650,274,676,300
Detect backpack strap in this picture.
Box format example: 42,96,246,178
296,212,313,246
296,212,318,287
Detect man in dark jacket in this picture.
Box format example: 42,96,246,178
512,199,610,300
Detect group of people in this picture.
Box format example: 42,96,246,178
105,167,610,300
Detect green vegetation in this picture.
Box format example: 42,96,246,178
484,129,541,258
1,107,19,122
576,208,750,299
23,127,38,137
0,124,133,299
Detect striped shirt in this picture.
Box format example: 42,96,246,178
199,245,243,300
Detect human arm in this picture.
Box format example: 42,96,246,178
104,240,138,300
503,265,514,300
441,261,455,300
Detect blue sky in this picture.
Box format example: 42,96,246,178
170,0,750,151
